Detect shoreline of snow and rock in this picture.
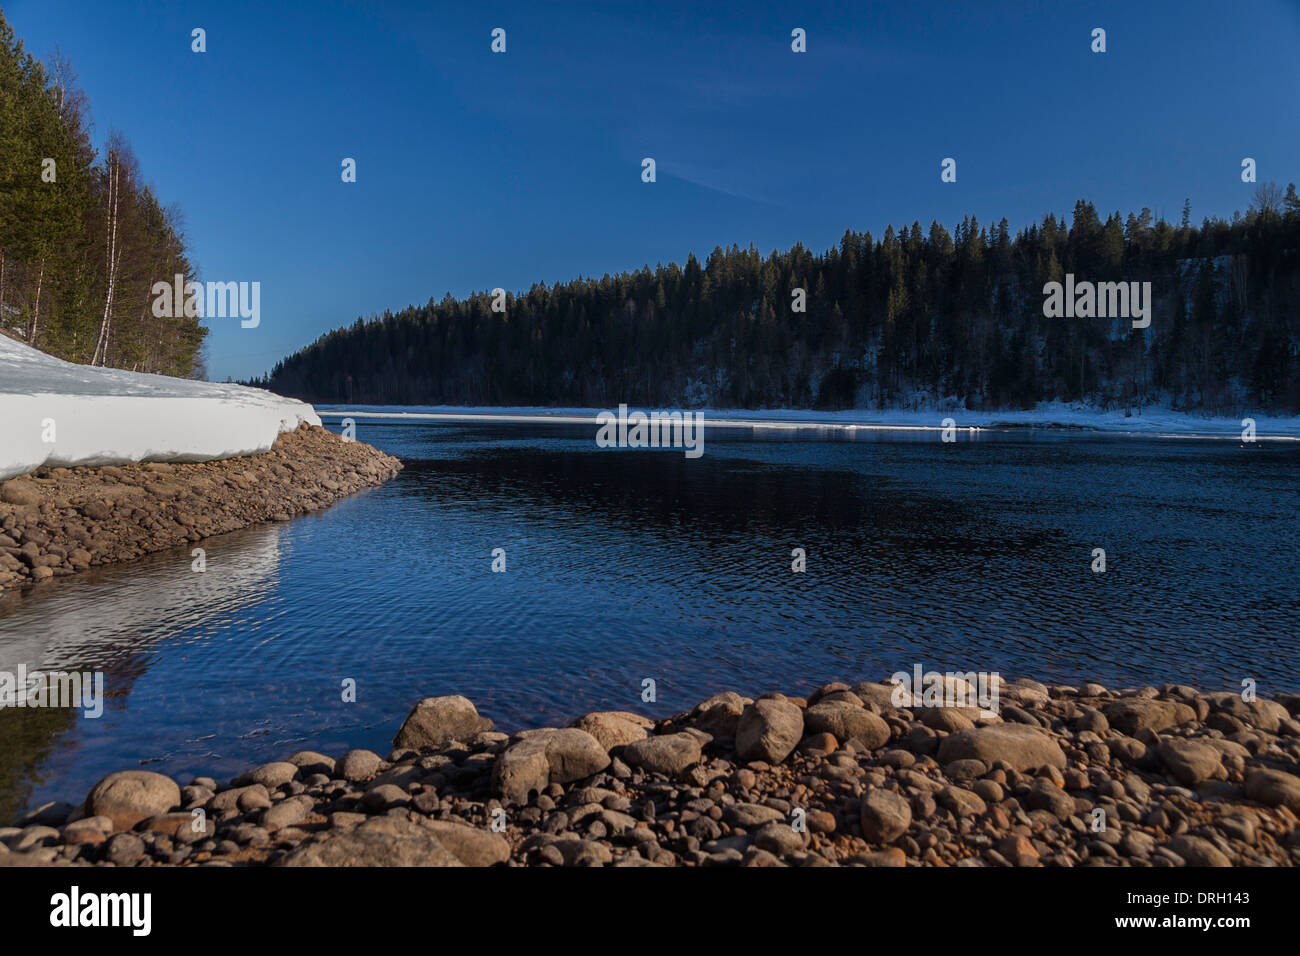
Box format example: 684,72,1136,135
0,337,402,593
314,401,1300,440
0,335,321,481
0,425,401,594
4,678,1298,867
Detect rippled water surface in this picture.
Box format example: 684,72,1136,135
2,419,1297,819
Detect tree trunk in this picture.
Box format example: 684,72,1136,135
29,258,45,346
93,153,121,366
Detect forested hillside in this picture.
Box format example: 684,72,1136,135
0,11,204,376
262,189,1300,414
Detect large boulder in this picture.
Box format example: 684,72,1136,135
1103,698,1196,735
804,700,891,749
936,724,1066,772
1157,738,1224,786
492,728,610,804
735,698,804,764
859,789,911,843
422,820,510,866
622,733,702,778
1245,768,1300,811
689,691,750,736
569,711,652,751
277,816,464,866
84,771,181,832
393,695,494,750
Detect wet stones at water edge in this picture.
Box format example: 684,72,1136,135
0,425,401,595
3,681,1300,867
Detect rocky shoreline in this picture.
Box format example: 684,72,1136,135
0,424,402,595
3,677,1298,867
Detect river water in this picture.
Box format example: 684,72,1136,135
1,417,1296,820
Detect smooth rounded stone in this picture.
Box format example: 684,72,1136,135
9,826,60,852
550,835,613,866
851,682,902,711
741,846,786,867
1074,709,1110,734
235,761,299,789
800,732,838,754
754,821,806,856
936,724,1067,772
493,728,611,804
367,765,423,791
238,787,273,813
690,691,749,736
1103,699,1196,735
393,695,494,751
207,784,267,813
972,779,1004,804
919,707,976,732
1120,830,1155,857
881,749,915,769
806,809,837,834
287,751,337,777
226,824,271,846
1157,738,1225,786
724,802,785,828
569,711,652,751
991,834,1037,866
938,786,987,818
181,785,215,808
262,795,315,831
804,700,890,749
848,847,907,867
860,789,912,842
278,815,464,867
1079,682,1109,698
622,733,703,778
904,725,940,756
1245,768,1300,810
103,832,145,866
336,749,383,782
1204,693,1287,733
736,698,805,764
420,820,510,866
943,758,987,782
61,816,114,846
84,771,181,832
361,785,409,813
1025,780,1076,821
1166,835,1231,867
141,812,208,839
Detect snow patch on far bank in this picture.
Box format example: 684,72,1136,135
0,336,321,480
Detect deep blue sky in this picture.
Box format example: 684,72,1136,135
7,0,1299,381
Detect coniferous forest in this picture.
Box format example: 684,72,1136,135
0,12,205,376
261,190,1300,414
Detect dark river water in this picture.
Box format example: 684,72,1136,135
1,417,1297,821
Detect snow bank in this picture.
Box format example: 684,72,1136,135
315,401,1300,439
0,335,321,480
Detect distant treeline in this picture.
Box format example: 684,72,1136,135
0,11,205,375
261,189,1300,413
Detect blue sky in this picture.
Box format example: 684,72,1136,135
7,0,1299,381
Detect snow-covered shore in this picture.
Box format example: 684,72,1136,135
316,401,1300,440
0,336,320,481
